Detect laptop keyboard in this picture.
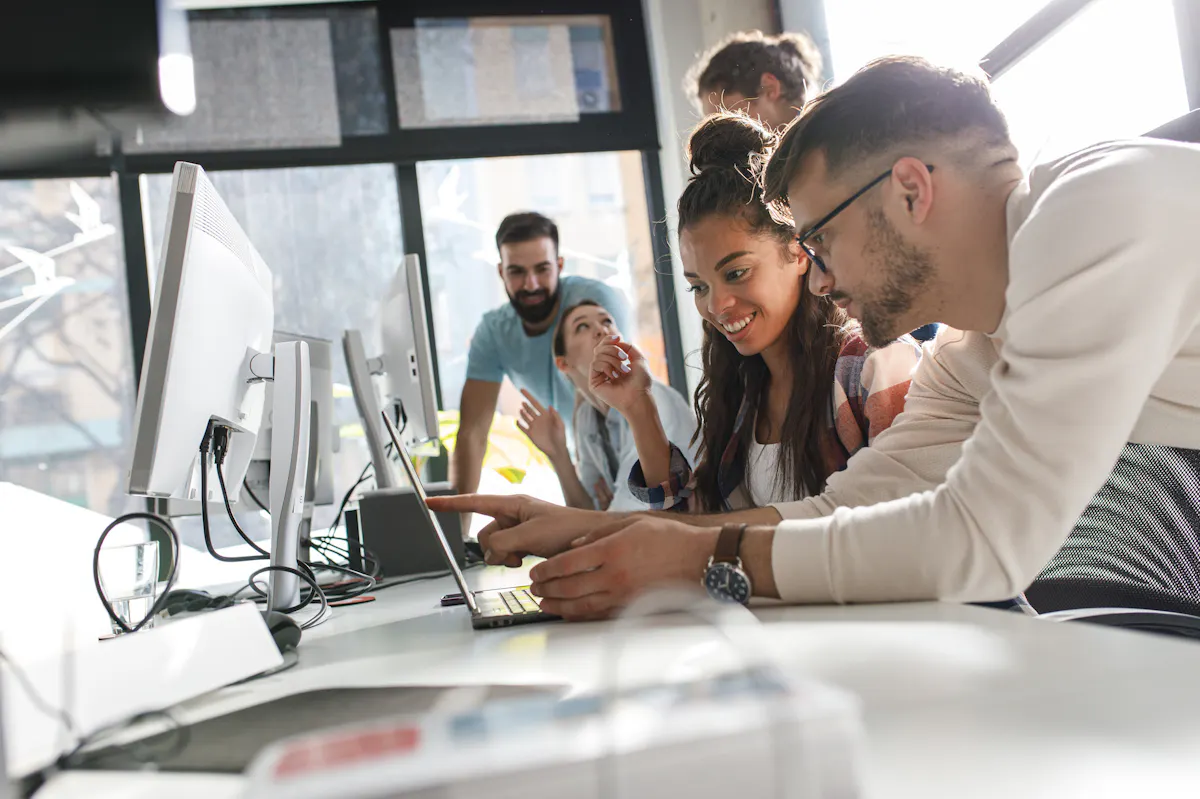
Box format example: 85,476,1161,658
496,588,541,615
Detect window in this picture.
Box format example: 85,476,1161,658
989,0,1189,166
129,6,387,152
0,177,138,516
141,164,403,546
823,0,1057,79
391,15,620,128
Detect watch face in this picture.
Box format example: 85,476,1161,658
704,562,751,604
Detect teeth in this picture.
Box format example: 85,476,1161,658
721,313,754,333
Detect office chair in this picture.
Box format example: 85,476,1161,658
1022,443,1200,640
1018,112,1200,640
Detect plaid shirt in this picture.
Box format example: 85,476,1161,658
628,334,920,512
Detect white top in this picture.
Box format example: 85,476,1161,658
746,440,784,506
572,379,698,511
770,139,1200,604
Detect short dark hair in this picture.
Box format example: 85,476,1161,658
495,211,559,254
686,31,823,113
553,299,601,358
762,56,1012,212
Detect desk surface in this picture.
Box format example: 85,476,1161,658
35,564,1200,799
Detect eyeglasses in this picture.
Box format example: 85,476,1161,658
795,164,934,273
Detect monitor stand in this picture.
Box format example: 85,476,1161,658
248,340,312,611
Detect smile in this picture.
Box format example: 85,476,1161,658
720,312,756,334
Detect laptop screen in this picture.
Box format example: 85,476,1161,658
379,412,478,614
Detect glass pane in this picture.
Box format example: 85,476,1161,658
130,7,388,152
417,150,664,411
391,15,619,129
0,177,137,516
824,0,1057,79
141,164,403,548
990,0,1189,166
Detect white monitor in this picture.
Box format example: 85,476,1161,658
128,161,311,611
341,254,440,485
379,254,440,450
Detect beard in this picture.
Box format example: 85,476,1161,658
508,284,561,324
855,209,935,347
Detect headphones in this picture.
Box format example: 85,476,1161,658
160,588,236,617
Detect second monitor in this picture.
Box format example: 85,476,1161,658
343,254,440,486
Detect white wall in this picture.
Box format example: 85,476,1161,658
642,0,776,397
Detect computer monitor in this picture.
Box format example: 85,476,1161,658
128,161,311,611
380,254,440,449
342,254,440,484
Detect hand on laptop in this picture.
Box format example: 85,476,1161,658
528,517,720,621
425,493,611,567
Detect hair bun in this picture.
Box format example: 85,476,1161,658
686,112,776,176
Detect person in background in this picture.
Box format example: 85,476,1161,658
687,31,938,343
452,212,631,510
592,113,921,514
686,30,824,130
517,300,697,512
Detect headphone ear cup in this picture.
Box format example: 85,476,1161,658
184,595,212,613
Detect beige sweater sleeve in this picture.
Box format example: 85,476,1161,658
771,330,996,521
770,143,1200,604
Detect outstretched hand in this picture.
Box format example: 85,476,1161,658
516,389,568,461
425,493,613,567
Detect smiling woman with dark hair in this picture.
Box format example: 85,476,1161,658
591,112,921,514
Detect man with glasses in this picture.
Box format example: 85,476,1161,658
433,57,1200,618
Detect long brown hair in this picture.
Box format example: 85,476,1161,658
679,112,854,509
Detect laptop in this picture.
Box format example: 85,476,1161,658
380,411,558,630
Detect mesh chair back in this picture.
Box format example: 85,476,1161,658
1024,443,1200,615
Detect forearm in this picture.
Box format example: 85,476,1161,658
452,431,487,495
623,394,673,487
549,453,596,510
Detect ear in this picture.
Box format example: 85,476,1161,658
891,157,935,225
786,237,810,277
758,72,783,101
556,256,564,274
554,356,571,373
497,262,504,280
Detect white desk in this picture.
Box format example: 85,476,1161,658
33,564,1200,799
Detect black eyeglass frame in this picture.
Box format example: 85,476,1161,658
794,164,935,273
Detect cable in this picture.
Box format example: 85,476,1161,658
246,564,329,629
217,460,269,558
93,512,182,634
309,533,383,580
325,459,374,539
242,478,269,513
0,649,76,739
198,425,266,564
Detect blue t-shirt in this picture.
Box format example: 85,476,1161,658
465,275,632,424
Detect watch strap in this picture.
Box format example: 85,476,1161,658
713,523,747,564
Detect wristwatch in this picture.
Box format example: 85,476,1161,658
703,523,752,605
